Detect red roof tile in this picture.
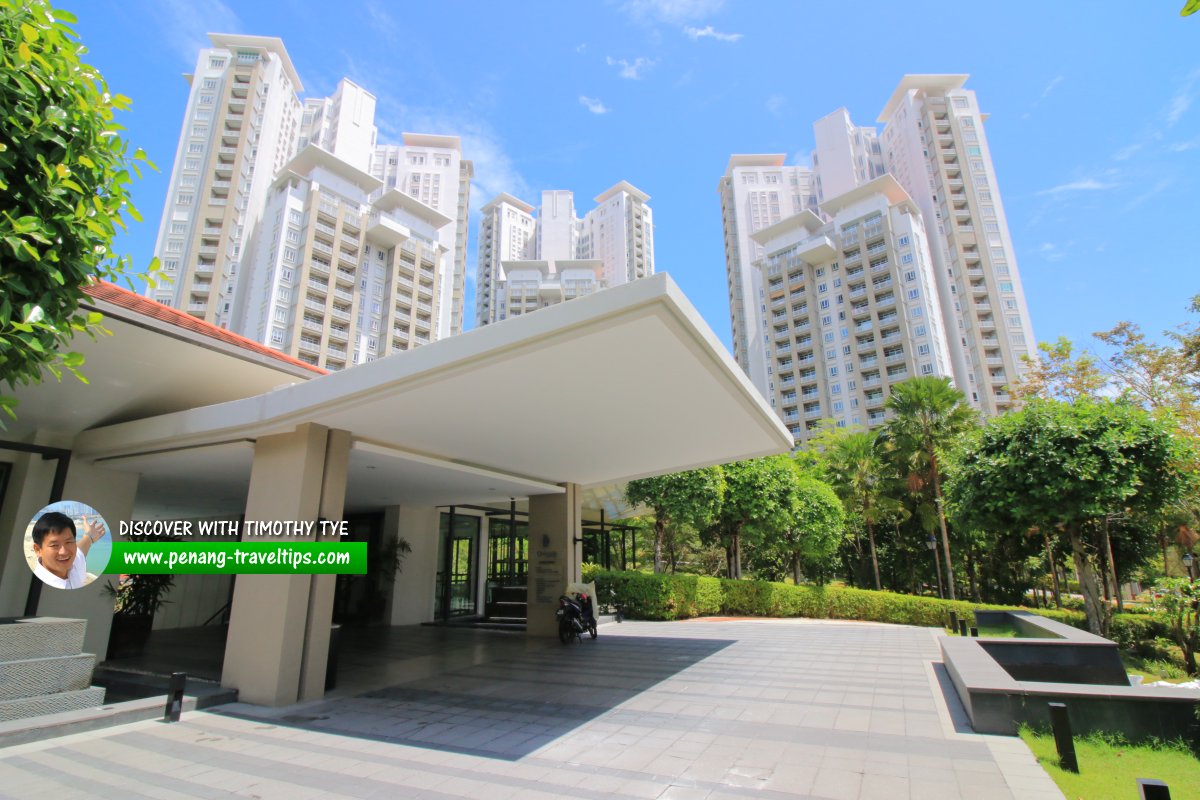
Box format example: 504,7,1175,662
84,282,328,376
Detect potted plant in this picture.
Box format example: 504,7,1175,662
104,573,174,659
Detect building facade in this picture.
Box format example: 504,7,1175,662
752,176,954,439
475,182,654,326
148,35,471,360
722,75,1035,442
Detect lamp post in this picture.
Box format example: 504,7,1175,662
928,533,944,599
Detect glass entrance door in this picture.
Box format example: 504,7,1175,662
487,518,528,587
434,512,478,620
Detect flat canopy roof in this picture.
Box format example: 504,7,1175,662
878,74,969,123
751,209,826,246
75,274,791,513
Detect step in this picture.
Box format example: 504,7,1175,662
0,689,233,748
0,686,106,723
0,654,97,700
0,617,86,660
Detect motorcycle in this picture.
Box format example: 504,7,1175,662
556,591,598,644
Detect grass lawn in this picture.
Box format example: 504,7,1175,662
1020,728,1200,800
1123,654,1196,685
943,624,1018,638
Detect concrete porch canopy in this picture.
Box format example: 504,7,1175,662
73,273,792,504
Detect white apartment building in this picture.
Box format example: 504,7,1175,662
752,175,954,441
372,135,473,338
149,34,304,329
722,74,1034,433
717,157,820,393
875,75,1034,416
149,35,471,358
475,183,654,327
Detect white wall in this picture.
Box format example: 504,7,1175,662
387,504,439,625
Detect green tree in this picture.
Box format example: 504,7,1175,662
947,399,1194,635
1010,337,1109,403
1151,577,1199,675
882,376,977,600
706,456,797,579
625,466,725,574
815,426,901,590
0,0,157,421
1095,319,1200,440
770,471,845,585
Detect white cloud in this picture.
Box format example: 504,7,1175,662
765,95,785,115
1169,138,1200,152
606,56,656,79
1111,143,1143,161
575,43,588,53
579,96,611,115
1166,69,1200,126
683,25,743,42
1040,75,1064,99
1036,242,1065,262
619,0,724,24
1126,178,1171,210
145,0,241,65
1035,178,1118,196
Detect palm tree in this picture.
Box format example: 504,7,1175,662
820,428,897,591
882,377,977,600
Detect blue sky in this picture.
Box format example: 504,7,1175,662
74,1,1199,354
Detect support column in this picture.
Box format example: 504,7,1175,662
526,484,581,637
221,423,349,706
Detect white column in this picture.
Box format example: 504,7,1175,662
526,484,581,637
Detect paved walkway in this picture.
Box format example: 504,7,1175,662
0,619,1063,799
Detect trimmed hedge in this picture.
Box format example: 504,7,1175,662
582,566,1171,645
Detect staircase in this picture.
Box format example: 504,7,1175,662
484,585,527,625
0,617,105,722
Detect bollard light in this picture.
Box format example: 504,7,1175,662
949,611,960,632
958,619,969,636
1137,778,1171,799
969,626,979,637
1048,702,1078,773
164,671,186,723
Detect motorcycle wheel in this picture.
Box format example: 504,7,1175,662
589,622,597,640
558,625,573,644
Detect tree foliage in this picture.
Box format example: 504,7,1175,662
706,456,797,579
946,399,1195,635
625,466,724,573
0,0,157,421
883,376,977,599
1010,336,1109,403
768,472,845,585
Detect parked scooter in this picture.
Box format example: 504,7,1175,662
556,591,598,643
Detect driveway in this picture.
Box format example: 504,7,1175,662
0,618,1062,799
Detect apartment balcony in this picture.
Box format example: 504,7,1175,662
329,324,350,342
855,321,873,333
993,392,1012,404
337,251,359,268
868,411,887,424
415,333,430,343
795,233,836,263
857,338,876,353
307,279,327,295
331,307,351,322
301,319,323,334
414,317,431,331
397,277,414,290
886,366,909,379
862,377,882,389
783,412,800,422
885,351,907,364
975,302,992,312
875,294,896,310
795,356,815,367
866,242,888,257
804,408,824,419
334,288,354,303
870,259,890,273
304,299,325,313
987,355,1004,366
771,294,787,307
342,216,361,235
780,376,796,387
193,263,213,274
218,146,237,160
298,338,321,353
208,197,228,207
852,303,871,318
860,356,879,368
848,287,867,300
865,392,885,407
863,223,884,240
315,221,337,238
336,268,356,285
978,316,996,331
326,345,347,359
871,277,893,292
971,282,988,296
310,260,330,276
842,250,862,264
393,312,411,327
775,343,792,354
417,301,433,313
312,240,334,256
